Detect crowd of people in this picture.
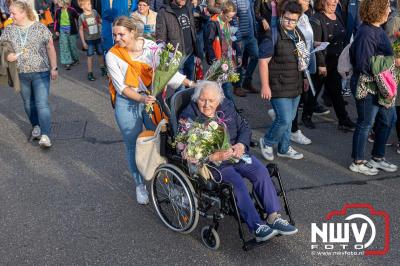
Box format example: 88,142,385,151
1,0,400,242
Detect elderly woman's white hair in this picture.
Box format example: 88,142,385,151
191,81,225,103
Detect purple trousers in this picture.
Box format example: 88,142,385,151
216,155,281,231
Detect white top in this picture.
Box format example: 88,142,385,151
106,38,186,95
297,13,313,52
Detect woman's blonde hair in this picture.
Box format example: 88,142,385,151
10,0,36,21
222,0,237,13
113,16,140,39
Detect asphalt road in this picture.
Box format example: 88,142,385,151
0,50,399,265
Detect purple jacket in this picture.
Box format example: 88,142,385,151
179,99,252,151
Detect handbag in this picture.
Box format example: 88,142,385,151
136,119,167,181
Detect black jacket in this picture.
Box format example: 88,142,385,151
156,2,198,57
254,0,273,40
310,12,346,68
54,7,80,35
268,27,304,98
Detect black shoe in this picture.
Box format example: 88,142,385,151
87,72,96,81
100,66,107,77
314,104,330,116
250,139,259,147
298,103,304,110
338,118,356,132
65,64,71,70
72,60,79,66
302,117,316,129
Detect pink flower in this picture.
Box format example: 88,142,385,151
177,142,185,150
221,63,229,72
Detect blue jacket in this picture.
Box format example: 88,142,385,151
179,99,252,151
337,0,361,45
231,0,257,40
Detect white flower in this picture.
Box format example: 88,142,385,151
188,134,197,142
208,121,219,130
195,152,203,160
221,64,229,72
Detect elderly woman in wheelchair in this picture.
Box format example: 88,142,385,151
178,81,298,242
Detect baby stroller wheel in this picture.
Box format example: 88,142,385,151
201,226,220,250
151,164,199,234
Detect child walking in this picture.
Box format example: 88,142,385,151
78,0,106,80
54,0,80,70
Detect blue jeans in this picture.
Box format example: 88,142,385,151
263,96,300,154
115,94,145,186
351,93,395,160
19,71,51,135
215,156,281,232
236,35,259,86
86,39,103,56
180,53,195,81
222,82,234,104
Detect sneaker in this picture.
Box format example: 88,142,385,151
31,125,41,140
87,72,96,81
39,134,52,148
65,64,71,70
100,66,107,77
255,224,278,242
259,138,274,161
369,158,398,172
314,105,330,116
291,130,312,145
298,102,304,110
267,109,276,121
277,146,304,159
342,90,351,97
368,133,375,143
338,118,356,132
267,214,298,235
233,87,247,97
302,116,316,129
136,184,149,205
72,60,79,66
349,161,379,175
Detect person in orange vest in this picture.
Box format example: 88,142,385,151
205,0,241,104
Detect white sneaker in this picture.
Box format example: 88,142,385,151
267,109,276,121
259,138,274,161
277,146,303,159
32,125,41,140
136,184,149,205
369,158,398,172
39,135,52,147
290,130,312,145
349,161,379,175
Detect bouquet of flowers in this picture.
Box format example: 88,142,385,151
393,35,400,58
204,58,240,84
145,43,184,114
174,118,232,164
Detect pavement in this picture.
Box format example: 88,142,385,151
0,49,399,265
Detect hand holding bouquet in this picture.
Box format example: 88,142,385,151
174,118,233,164
145,43,184,114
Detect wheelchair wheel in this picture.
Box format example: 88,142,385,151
151,164,199,234
201,226,220,250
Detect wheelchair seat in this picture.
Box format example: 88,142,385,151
169,88,195,137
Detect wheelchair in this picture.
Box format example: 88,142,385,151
150,88,295,251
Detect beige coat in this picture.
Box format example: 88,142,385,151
0,40,20,92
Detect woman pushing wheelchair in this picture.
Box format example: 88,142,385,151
178,81,298,242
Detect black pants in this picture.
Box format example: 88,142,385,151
302,57,348,122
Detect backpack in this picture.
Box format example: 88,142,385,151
338,42,353,79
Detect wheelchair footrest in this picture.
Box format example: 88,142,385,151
242,238,275,251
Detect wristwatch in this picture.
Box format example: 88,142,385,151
51,67,58,71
